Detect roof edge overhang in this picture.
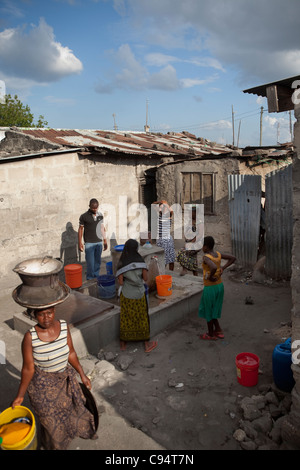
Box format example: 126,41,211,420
243,75,300,113
0,147,82,164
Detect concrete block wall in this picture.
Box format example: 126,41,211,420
0,152,145,297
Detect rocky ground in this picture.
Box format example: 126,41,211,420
75,269,295,450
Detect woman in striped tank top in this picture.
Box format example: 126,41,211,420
153,200,175,270
12,306,96,449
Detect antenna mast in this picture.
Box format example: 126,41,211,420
112,113,118,131
232,105,235,146
144,99,150,133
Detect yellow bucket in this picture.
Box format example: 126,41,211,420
0,406,37,450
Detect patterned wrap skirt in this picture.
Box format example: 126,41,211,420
27,365,95,450
198,283,224,322
120,292,150,342
176,248,198,272
156,236,175,265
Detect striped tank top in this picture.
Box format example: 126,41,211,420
30,320,69,373
157,213,172,239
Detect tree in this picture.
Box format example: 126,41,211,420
0,94,48,128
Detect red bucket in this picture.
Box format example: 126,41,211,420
64,264,82,289
236,352,259,387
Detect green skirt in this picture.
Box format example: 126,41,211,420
120,292,150,342
198,283,224,322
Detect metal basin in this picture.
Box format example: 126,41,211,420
12,256,70,308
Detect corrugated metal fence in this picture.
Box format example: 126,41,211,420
265,165,293,279
228,174,262,269
228,165,293,279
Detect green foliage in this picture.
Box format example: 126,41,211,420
0,94,48,128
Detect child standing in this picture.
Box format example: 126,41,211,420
116,239,158,353
198,236,236,340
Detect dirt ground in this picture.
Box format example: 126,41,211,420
96,269,292,450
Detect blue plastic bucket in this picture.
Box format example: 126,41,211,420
144,283,149,302
272,338,295,392
106,261,113,275
97,275,116,299
114,245,124,252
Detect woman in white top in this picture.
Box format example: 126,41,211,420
11,306,96,450
153,200,175,270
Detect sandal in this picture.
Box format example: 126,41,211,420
145,341,158,353
214,331,225,339
200,333,217,341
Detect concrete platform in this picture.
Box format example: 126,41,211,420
13,271,203,357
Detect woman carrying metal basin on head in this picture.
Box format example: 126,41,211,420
11,256,98,450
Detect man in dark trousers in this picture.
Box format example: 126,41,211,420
78,198,108,280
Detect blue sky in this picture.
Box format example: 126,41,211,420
0,0,299,147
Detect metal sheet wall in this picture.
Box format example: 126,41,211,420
228,174,262,268
265,164,293,279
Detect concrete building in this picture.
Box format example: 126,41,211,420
0,127,292,296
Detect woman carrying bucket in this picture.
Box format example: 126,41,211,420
11,306,97,450
198,236,236,340
116,239,158,353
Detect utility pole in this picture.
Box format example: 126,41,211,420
260,106,264,146
232,105,235,146
237,120,241,148
112,113,118,131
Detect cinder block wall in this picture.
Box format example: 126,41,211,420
0,152,142,297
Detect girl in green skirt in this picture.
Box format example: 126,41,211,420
198,236,236,340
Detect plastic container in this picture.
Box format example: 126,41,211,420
272,338,295,392
0,406,37,450
236,352,259,387
156,275,172,297
114,245,124,252
106,261,113,276
64,264,82,289
97,275,116,299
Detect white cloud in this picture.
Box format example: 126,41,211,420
44,95,76,105
188,57,225,72
0,18,83,84
203,120,232,130
121,0,300,85
145,53,179,67
96,44,221,93
148,65,179,90
0,0,24,18
264,114,294,143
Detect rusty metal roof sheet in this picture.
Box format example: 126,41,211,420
19,128,232,157
0,127,293,163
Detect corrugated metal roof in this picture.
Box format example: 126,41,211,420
0,127,294,162
19,128,232,157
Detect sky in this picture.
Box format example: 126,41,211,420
0,0,299,147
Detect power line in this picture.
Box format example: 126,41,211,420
150,107,262,133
